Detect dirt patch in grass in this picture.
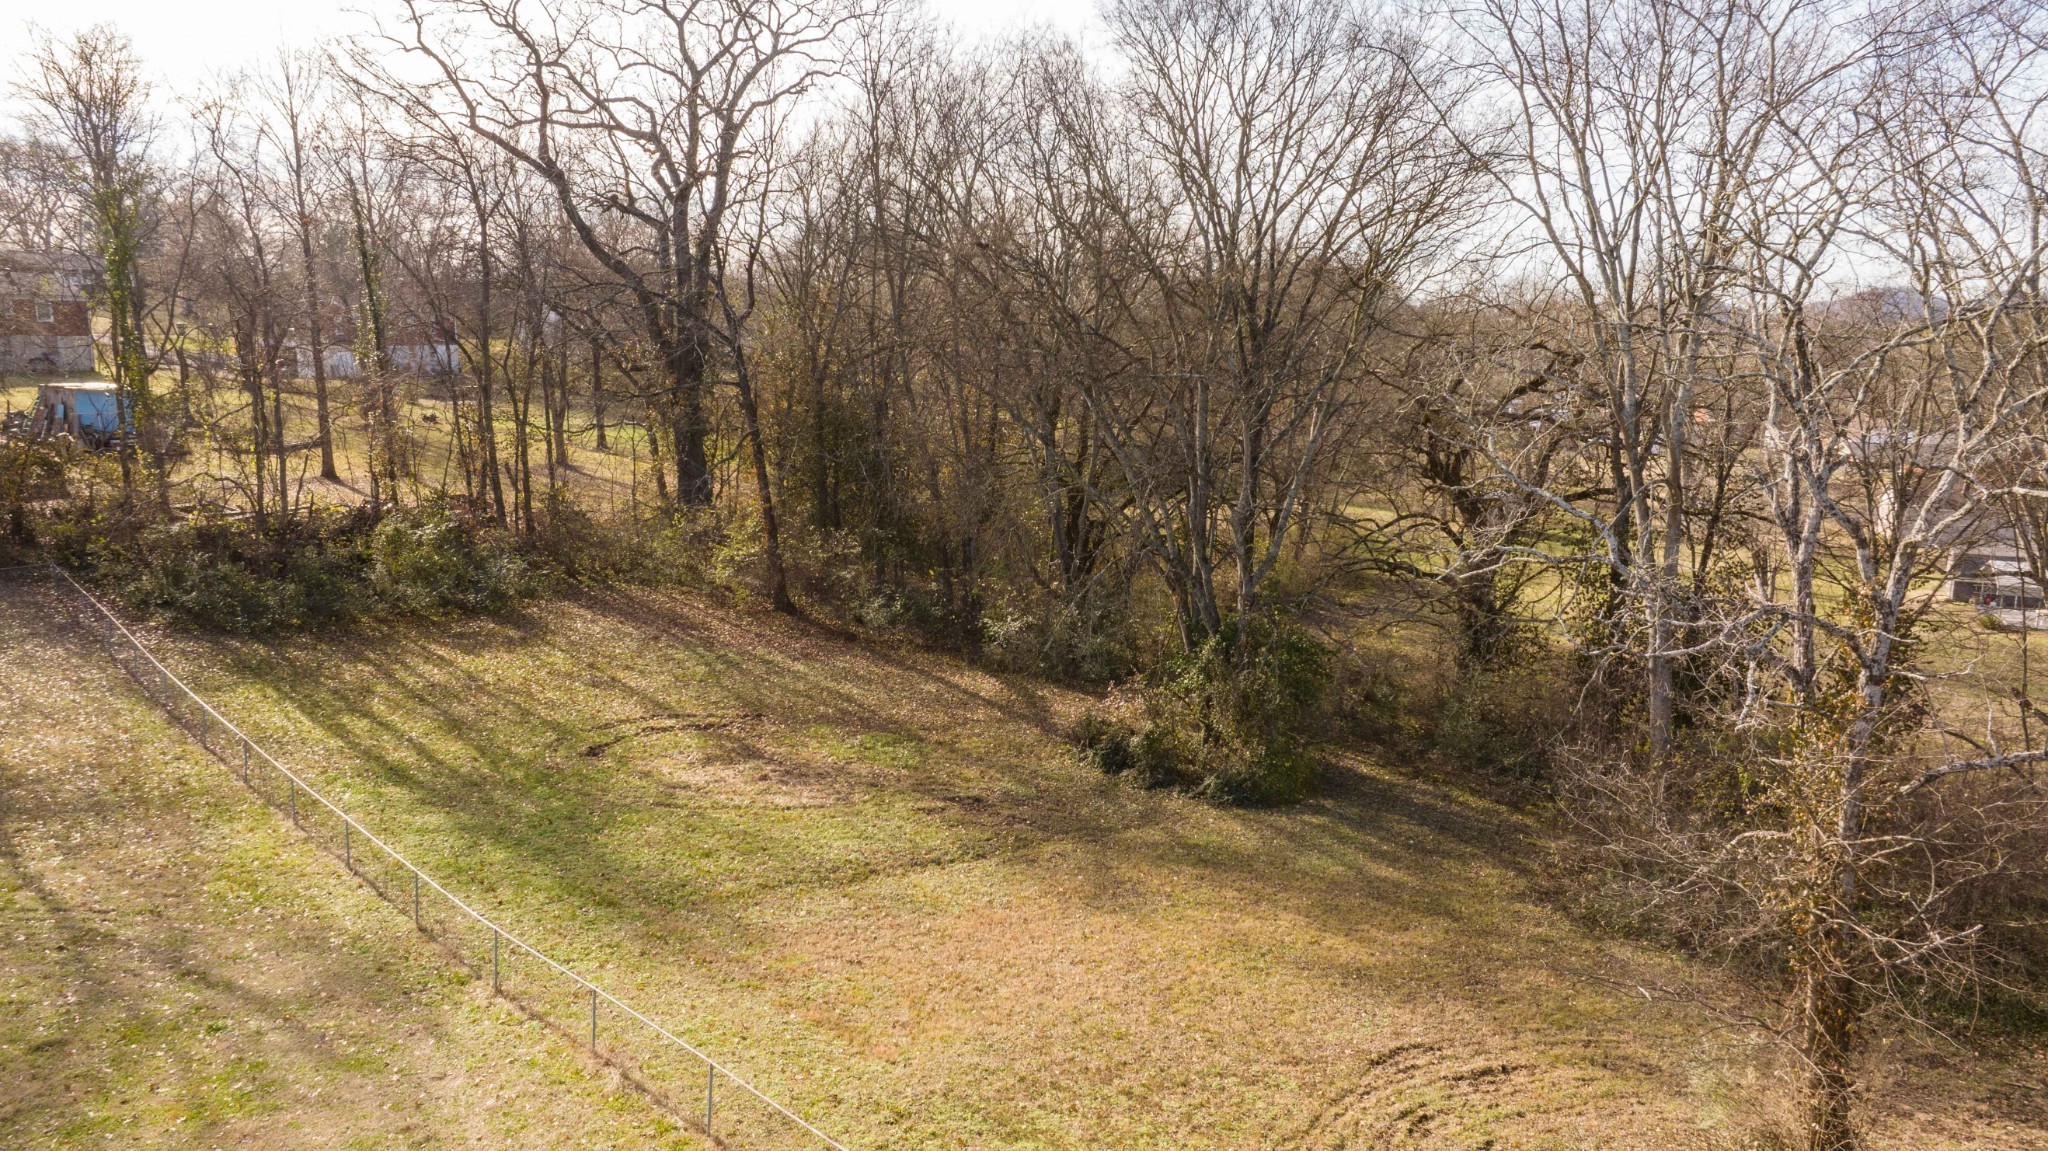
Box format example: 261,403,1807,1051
644,751,858,809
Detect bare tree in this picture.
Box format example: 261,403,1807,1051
254,51,343,480
0,133,73,252
1053,0,1481,647
1465,2,2048,1145
17,26,166,495
370,0,857,516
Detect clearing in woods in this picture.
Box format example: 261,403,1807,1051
1,575,2040,1149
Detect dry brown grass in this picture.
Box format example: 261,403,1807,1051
2,572,2042,1149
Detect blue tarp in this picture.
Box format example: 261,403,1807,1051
69,390,127,433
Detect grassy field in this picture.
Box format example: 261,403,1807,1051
4,573,2043,1149
0,573,703,1150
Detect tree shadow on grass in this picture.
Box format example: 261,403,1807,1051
195,582,1545,951
150,582,1728,1139
0,598,495,1147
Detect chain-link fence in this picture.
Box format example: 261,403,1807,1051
23,564,852,1151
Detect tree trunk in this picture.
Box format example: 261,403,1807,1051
539,341,560,500
242,331,268,529
550,344,569,469
733,355,792,612
811,357,835,530
514,334,536,536
348,173,393,512
271,348,290,522
668,333,712,506
648,410,669,506
298,225,337,480
1800,955,1859,1151
589,335,608,451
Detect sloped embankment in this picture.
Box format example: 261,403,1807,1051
4,579,2036,1148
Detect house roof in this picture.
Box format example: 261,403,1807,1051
0,249,92,273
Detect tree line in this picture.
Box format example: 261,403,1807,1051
6,1,2048,1147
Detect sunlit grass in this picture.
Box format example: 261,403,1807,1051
0,577,705,1151
63,580,2012,1150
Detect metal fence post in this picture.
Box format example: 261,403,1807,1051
413,870,421,928
590,987,598,1050
492,928,501,993
289,779,298,825
706,1064,716,1136
344,821,352,871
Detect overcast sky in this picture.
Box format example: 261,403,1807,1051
4,0,1106,96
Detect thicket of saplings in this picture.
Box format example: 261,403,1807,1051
7,0,2048,1145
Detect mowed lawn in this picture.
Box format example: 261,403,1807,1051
0,574,702,1150
3,576,2041,1149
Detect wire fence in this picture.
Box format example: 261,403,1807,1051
20,564,853,1151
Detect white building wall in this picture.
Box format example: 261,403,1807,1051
291,345,361,379
389,342,459,375
0,335,94,373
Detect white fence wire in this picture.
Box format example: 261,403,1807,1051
19,564,852,1151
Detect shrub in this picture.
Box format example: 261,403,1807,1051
153,548,307,633
1430,663,1568,781
1090,729,1137,776
1077,615,1330,804
983,597,1137,683
370,506,529,616
853,583,953,635
1126,722,1189,787
1075,703,1188,787
1074,706,1140,777
0,438,66,560
1157,616,1329,803
64,511,377,634
528,501,637,581
707,511,768,603
1072,707,1124,757
281,542,377,626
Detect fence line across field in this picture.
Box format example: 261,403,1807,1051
28,564,851,1151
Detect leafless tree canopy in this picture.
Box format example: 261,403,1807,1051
6,1,2048,1147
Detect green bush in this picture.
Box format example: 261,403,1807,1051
1074,708,1141,777
1074,705,1188,787
0,439,66,561
983,598,1137,683
1077,615,1330,805
50,502,534,634
1091,731,1137,776
1430,663,1567,781
1158,616,1329,803
370,506,529,616
282,543,377,625
1126,723,1188,787
72,512,378,634
155,549,307,633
